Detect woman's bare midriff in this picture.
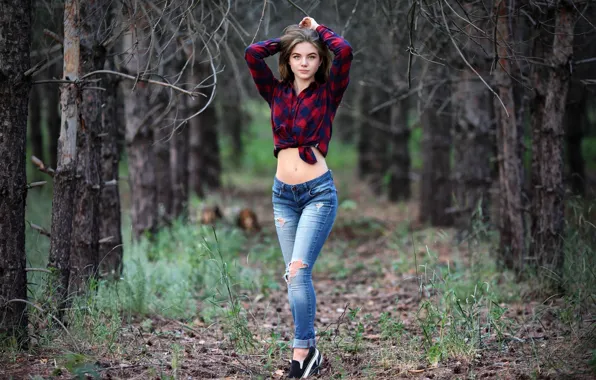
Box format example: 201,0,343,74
276,147,329,185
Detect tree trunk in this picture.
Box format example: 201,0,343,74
563,6,594,198
419,99,453,227
493,0,525,271
363,87,389,196
69,0,110,291
357,85,373,180
154,120,172,224
387,25,411,202
220,90,247,168
451,1,493,232
188,61,220,196
452,72,493,231
530,5,576,275
0,0,31,345
170,93,190,219
123,27,157,240
565,95,586,196
188,96,203,198
199,103,221,192
48,0,80,317
388,98,411,202
99,61,123,279
45,72,62,168
29,86,44,165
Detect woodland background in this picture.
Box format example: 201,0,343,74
1,0,596,378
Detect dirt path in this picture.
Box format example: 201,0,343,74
2,176,594,379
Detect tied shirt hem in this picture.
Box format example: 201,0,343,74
274,144,321,165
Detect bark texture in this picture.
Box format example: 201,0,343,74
155,122,172,223
48,0,80,314
29,86,44,165
170,103,189,220
198,105,221,192
357,85,373,180
360,86,389,195
220,82,247,167
493,0,525,271
451,1,493,231
530,5,576,274
565,96,586,196
388,98,411,202
0,0,31,344
188,62,220,197
564,7,595,197
99,64,123,279
70,0,110,290
46,64,62,168
387,25,411,202
419,89,453,226
188,99,203,198
123,27,157,240
453,74,493,230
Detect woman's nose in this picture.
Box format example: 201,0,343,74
301,58,308,66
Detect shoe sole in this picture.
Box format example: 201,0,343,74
302,349,322,378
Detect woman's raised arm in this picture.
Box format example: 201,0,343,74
244,38,282,106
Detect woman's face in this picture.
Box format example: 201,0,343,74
289,42,321,82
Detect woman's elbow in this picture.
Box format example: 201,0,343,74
338,44,353,61
244,46,252,58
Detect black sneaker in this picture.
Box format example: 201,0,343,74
288,347,323,378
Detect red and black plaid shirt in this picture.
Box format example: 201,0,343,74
244,25,353,164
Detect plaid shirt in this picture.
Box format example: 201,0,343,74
245,25,353,164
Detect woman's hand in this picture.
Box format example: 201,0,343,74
299,17,319,30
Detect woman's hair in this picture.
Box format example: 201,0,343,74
278,25,332,83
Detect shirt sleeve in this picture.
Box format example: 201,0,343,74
316,25,353,108
244,38,282,106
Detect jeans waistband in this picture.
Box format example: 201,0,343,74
273,170,333,193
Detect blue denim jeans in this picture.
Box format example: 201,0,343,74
272,170,338,349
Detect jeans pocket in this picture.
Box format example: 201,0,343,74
308,181,335,197
272,184,282,198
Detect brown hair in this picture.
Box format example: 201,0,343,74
278,25,332,84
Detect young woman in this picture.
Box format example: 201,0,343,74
245,16,352,378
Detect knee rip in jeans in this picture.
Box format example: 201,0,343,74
276,217,286,228
284,260,308,284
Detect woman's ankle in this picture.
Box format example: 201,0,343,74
292,347,309,361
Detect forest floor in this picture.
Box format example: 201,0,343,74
2,172,596,379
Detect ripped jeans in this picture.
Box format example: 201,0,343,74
272,170,338,349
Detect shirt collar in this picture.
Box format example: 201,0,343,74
285,80,321,93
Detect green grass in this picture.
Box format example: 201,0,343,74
10,100,596,378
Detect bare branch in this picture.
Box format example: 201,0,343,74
169,34,219,135
27,181,47,189
43,29,64,45
29,222,51,237
81,70,204,98
287,0,309,17
341,0,359,37
444,0,485,35
251,0,268,45
31,156,55,177
407,2,417,89
439,0,509,117
98,236,114,244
